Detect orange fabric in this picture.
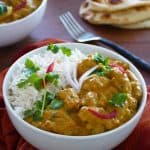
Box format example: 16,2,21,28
0,39,149,150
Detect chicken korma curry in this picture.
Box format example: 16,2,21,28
0,0,42,23
8,44,142,136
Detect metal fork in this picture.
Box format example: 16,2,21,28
59,11,150,71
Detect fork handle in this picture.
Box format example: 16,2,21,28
99,38,150,72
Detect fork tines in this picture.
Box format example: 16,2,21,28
59,11,85,39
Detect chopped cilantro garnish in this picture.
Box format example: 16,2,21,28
92,66,111,76
35,100,43,110
93,53,109,65
33,78,43,90
25,58,40,73
44,92,55,107
23,92,64,121
24,109,35,118
46,92,55,102
32,110,42,121
45,72,59,86
17,72,60,89
60,46,72,56
17,79,28,88
0,4,7,15
19,56,63,121
17,73,43,90
47,44,59,53
24,109,42,121
109,93,127,107
92,53,111,77
50,99,64,109
47,44,72,57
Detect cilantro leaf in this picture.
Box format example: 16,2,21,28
24,102,42,121
50,99,64,109
17,73,43,90
28,73,43,90
93,53,109,65
35,100,43,110
45,73,59,86
25,58,40,73
92,66,111,76
109,93,127,107
32,110,42,121
17,79,28,88
24,109,35,118
47,44,72,56
60,46,72,56
43,92,55,106
46,92,55,101
47,44,59,53
33,78,43,90
0,4,7,15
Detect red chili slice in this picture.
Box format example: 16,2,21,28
109,63,125,73
88,108,117,119
46,62,54,73
14,0,27,11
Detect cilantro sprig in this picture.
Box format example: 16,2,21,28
92,53,111,77
17,73,43,90
24,92,64,121
17,58,59,90
25,58,40,74
47,44,72,56
108,93,127,107
17,58,62,121
47,44,59,53
93,53,109,66
92,66,111,76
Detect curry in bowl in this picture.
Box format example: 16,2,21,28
8,44,142,136
0,0,42,23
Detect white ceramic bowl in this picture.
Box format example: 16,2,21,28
0,0,47,47
3,43,147,150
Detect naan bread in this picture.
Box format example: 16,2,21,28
79,1,150,25
115,19,150,29
87,0,150,12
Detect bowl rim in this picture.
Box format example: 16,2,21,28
0,0,47,27
3,42,147,140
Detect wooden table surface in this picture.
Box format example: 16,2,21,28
0,0,149,84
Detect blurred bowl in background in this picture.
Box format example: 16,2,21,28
0,0,47,47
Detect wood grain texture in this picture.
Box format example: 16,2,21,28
0,0,149,84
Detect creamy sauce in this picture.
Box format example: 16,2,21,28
26,55,142,136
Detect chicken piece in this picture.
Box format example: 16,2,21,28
110,69,132,93
81,75,110,93
78,106,106,134
57,88,81,111
77,56,97,78
28,109,81,135
80,75,118,107
80,91,98,106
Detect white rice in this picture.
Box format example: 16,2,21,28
8,47,86,117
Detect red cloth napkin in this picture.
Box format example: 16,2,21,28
0,38,150,150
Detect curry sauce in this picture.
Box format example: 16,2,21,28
25,54,142,136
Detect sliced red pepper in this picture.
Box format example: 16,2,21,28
46,62,55,73
88,108,117,119
14,0,27,11
109,63,125,73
